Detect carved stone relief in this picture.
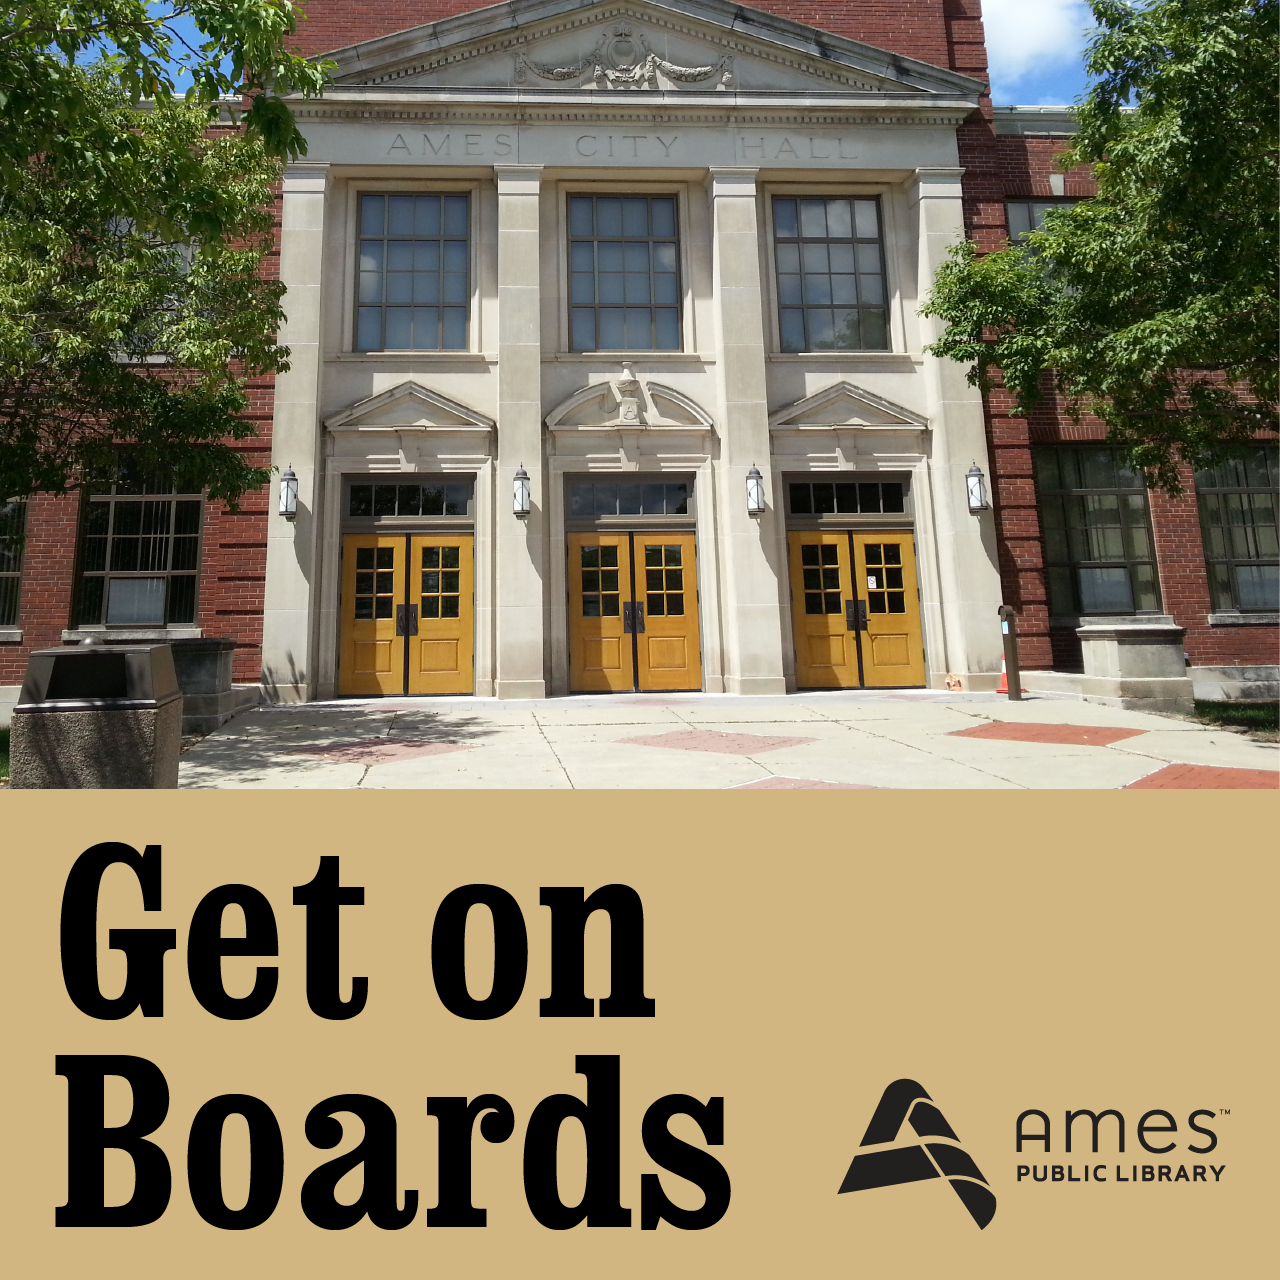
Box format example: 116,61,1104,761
514,23,733,91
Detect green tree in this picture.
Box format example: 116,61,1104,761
0,70,287,504
0,3,334,503
922,0,1278,491
2,2,331,191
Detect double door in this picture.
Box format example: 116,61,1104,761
568,532,701,692
338,533,474,696
787,530,925,688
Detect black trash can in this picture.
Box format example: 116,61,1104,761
9,641,182,788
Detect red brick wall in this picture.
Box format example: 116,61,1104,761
0,493,80,685
0,194,280,691
291,0,957,63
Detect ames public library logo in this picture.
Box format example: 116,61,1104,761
838,1080,996,1229
838,1081,1228,1231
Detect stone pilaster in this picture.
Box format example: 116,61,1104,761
494,165,547,697
912,166,1004,685
261,162,329,702
707,168,787,695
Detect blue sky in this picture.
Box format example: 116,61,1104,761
982,0,1095,106
148,1,1095,105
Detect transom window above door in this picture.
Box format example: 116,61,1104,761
569,196,681,351
567,480,690,519
357,194,469,351
773,197,888,352
348,479,474,519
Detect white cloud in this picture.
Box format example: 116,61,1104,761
983,0,1092,98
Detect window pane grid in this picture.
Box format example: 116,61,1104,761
357,194,469,351
774,197,888,351
76,495,201,626
1005,200,1079,243
1033,446,1161,616
567,481,689,519
568,196,681,351
0,497,26,626
348,481,474,519
1195,445,1279,611
788,481,905,515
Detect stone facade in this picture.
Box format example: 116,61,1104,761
0,0,1273,714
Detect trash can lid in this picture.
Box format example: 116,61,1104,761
15,643,181,712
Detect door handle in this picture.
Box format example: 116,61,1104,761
634,601,645,634
396,604,420,636
623,602,634,634
846,599,868,632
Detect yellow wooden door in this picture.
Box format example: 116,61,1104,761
338,534,405,696
568,533,634,693
852,533,925,687
787,531,860,688
634,533,701,691
408,534,473,695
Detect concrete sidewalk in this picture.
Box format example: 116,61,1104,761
178,691,1280,790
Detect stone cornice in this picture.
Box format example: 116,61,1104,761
293,88,976,130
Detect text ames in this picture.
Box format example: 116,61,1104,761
387,132,515,157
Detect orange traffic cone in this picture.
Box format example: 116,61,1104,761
996,653,1009,694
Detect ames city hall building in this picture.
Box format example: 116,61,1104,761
2,0,1276,718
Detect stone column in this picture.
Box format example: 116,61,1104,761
706,168,787,695
261,161,329,703
494,165,546,698
911,167,1004,686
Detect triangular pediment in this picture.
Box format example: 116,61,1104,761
769,382,928,430
325,0,983,98
325,382,495,432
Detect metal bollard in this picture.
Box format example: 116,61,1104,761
998,604,1023,701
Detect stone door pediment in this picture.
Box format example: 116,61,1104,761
769,382,928,432
546,364,713,433
325,381,496,434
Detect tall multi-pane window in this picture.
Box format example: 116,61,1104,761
1034,446,1162,616
0,498,26,626
356,194,469,351
774,197,888,352
75,461,202,627
1005,200,1078,243
568,196,680,351
1195,445,1279,612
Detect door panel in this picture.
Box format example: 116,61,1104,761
409,535,473,695
787,531,860,688
339,534,406,696
569,533,634,692
852,533,926,687
634,533,701,691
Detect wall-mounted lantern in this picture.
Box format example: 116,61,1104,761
513,464,531,517
279,466,298,521
746,463,766,515
967,463,989,512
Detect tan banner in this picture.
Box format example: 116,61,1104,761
1,791,1274,1278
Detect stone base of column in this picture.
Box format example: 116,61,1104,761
495,678,547,699
725,675,788,696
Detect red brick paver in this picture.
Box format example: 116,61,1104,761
732,776,877,789
949,722,1149,747
1125,763,1279,790
288,741,470,764
619,730,817,756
